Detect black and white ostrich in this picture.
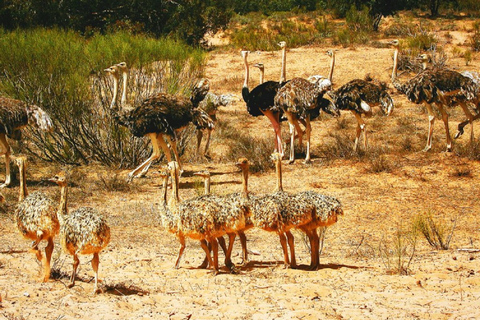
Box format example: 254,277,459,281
327,77,394,151
104,63,213,180
0,97,53,188
390,40,478,152
274,77,340,164
307,49,336,89
241,41,288,156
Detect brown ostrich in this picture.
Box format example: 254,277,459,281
0,97,53,188
274,77,340,164
390,40,478,152
104,63,213,180
327,77,394,151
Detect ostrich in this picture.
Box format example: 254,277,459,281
241,41,287,156
390,40,478,152
327,77,394,151
274,77,340,164
104,63,213,180
307,49,336,90
0,97,53,188
296,191,343,270
49,173,111,293
14,156,59,282
161,161,252,275
196,92,234,156
251,152,315,268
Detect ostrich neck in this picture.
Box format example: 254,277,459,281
161,176,168,205
110,75,119,109
18,163,28,202
275,160,283,192
169,167,180,211
241,168,249,198
392,47,399,81
121,71,128,105
422,61,428,70
280,46,286,83
259,69,264,84
57,184,68,222
243,54,249,89
328,53,335,82
204,178,211,195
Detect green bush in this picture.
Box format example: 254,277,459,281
0,28,206,167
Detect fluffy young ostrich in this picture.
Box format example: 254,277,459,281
160,161,252,274
0,97,53,188
327,77,394,151
251,153,315,268
14,156,59,282
241,41,288,156
274,77,340,164
104,63,213,180
390,40,478,152
49,173,111,294
455,71,480,140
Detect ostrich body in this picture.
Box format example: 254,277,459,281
241,41,287,156
14,156,59,282
328,77,394,151
390,40,478,151
455,71,480,140
0,97,53,188
104,63,213,180
274,77,340,164
49,174,111,293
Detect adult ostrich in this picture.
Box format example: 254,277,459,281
0,97,53,188
104,63,213,180
241,41,288,156
327,77,394,151
390,40,478,152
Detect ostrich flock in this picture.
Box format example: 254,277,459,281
1,39,479,293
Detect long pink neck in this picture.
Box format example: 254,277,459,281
392,47,399,81
328,52,335,82
243,53,249,89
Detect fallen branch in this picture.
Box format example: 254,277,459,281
457,248,480,253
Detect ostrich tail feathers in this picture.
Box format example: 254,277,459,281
192,108,215,130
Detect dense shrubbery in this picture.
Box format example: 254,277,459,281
0,29,206,166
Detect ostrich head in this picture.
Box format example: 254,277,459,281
326,50,334,57
253,63,264,71
241,50,249,59
319,96,340,118
26,105,53,132
277,41,286,49
389,39,400,48
48,172,67,187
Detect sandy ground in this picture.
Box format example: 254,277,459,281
1,15,480,320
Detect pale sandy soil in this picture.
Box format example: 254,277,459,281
1,16,480,320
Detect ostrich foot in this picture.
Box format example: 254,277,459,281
454,129,464,139
422,146,432,152
0,182,10,189
288,159,295,165
304,159,312,165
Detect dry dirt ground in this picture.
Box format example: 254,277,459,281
1,16,480,320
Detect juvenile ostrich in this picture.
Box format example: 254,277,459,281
14,156,59,282
327,77,394,151
251,152,315,268
104,63,213,180
274,77,340,164
196,92,234,156
241,41,288,155
390,40,478,151
49,173,111,293
307,49,336,90
161,161,252,274
0,98,53,188
192,170,234,270
296,191,343,270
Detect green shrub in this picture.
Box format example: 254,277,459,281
0,28,206,167
379,223,417,275
413,212,457,250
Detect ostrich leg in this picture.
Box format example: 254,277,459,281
0,134,12,188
